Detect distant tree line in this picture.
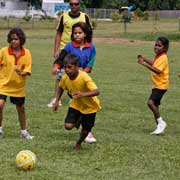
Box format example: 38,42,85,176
81,0,180,10
25,0,180,10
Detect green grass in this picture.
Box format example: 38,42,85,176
1,21,180,179
94,19,180,41
1,18,180,41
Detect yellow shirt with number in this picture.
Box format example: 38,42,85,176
151,53,169,90
60,70,101,114
0,47,32,97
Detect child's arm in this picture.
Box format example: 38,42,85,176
53,86,64,112
14,67,30,76
83,46,96,73
137,55,161,74
72,89,100,99
52,64,61,75
137,55,153,65
52,49,67,75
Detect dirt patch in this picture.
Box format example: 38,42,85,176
93,37,180,45
93,37,153,45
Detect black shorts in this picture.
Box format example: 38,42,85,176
149,88,167,105
0,94,25,106
65,107,96,132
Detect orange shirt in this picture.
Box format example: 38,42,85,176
151,53,169,90
0,46,32,97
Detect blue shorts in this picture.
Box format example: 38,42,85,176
56,68,64,80
149,88,167,105
0,94,25,106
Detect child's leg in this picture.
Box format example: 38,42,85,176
16,104,33,139
64,108,80,130
76,128,89,151
0,97,6,135
16,104,26,130
148,89,166,123
0,99,6,127
148,89,167,134
11,97,33,139
76,113,96,150
147,99,160,124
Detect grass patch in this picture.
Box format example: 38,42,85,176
0,22,180,179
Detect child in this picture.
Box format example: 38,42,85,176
52,54,100,151
0,28,33,139
137,37,169,135
48,21,94,108
52,22,97,143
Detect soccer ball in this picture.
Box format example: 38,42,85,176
16,150,36,171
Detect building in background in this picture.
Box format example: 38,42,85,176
0,0,69,17
42,0,69,17
0,0,28,10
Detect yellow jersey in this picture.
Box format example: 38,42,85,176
60,70,101,114
151,53,169,90
0,46,32,97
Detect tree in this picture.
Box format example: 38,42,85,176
24,0,42,9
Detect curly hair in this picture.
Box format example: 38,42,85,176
71,22,92,43
7,28,26,47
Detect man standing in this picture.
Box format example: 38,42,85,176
48,0,96,143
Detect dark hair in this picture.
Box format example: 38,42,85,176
63,54,79,66
71,22,92,42
156,36,169,52
7,28,26,47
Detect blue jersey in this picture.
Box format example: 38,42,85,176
64,41,96,69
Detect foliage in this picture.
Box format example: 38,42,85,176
111,12,121,22
121,10,131,23
135,8,145,17
92,20,97,29
22,16,32,21
143,11,149,20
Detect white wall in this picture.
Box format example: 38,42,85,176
0,0,28,10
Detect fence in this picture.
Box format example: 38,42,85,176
1,9,180,20
1,9,180,30
0,17,57,29
85,8,118,19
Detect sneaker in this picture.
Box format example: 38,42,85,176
150,121,167,135
84,132,97,143
47,98,62,107
20,132,34,140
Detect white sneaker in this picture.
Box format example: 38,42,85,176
20,132,34,140
47,98,62,107
84,132,97,143
150,121,167,135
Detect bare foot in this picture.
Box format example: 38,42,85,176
75,143,81,151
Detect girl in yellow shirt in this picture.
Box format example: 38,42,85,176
137,37,169,135
0,28,33,139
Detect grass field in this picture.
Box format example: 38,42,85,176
1,20,180,179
